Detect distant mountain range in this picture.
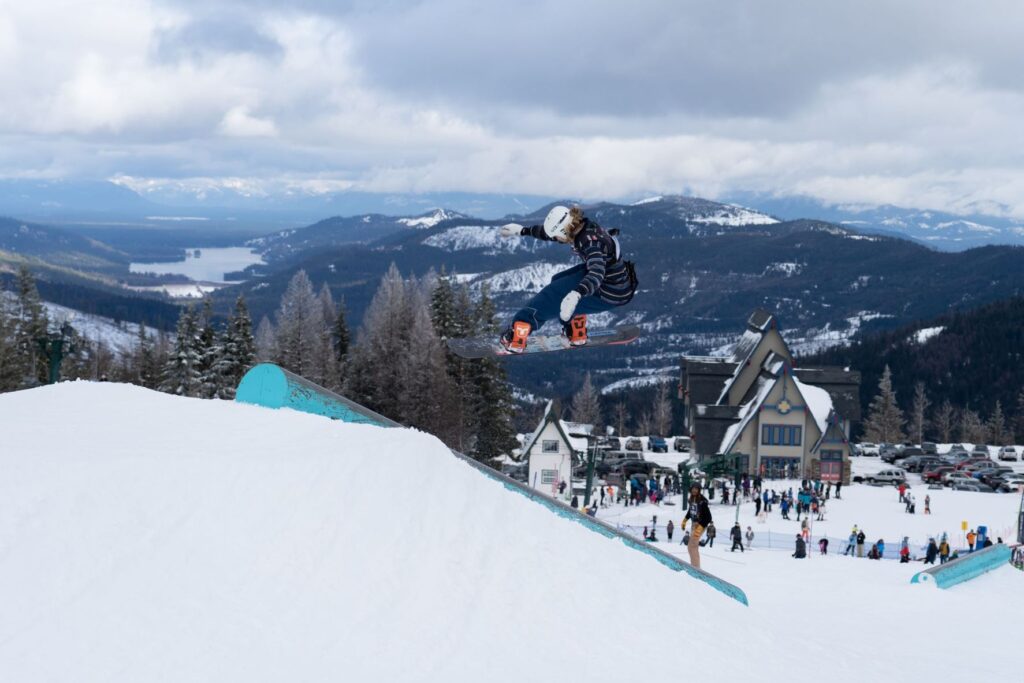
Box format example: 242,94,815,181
218,195,1024,396
724,192,1024,251
3,179,1024,251
5,187,1024,400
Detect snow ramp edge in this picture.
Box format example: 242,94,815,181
236,363,749,606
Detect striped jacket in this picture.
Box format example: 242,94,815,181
522,218,636,304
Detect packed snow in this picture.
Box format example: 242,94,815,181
0,382,1020,682
423,225,542,254
689,206,779,226
913,326,945,344
472,261,574,293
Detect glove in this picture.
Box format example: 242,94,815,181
560,290,581,322
499,223,523,238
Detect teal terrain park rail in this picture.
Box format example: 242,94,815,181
910,544,1012,589
235,363,749,606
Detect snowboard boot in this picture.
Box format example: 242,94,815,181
563,314,588,346
500,321,532,354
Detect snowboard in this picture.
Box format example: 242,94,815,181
446,324,641,359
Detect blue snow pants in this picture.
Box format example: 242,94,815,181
512,264,624,332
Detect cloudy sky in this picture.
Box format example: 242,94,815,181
3,1,1024,215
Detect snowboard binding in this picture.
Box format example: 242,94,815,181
500,321,532,354
563,315,588,346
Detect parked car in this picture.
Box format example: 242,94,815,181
923,466,954,484
859,442,880,457
898,454,937,472
879,444,900,461
941,451,971,465
866,468,906,485
997,446,1019,461
600,436,621,451
953,482,991,492
648,436,669,453
850,443,863,457
971,445,990,457
944,472,975,487
921,442,938,455
673,436,692,453
624,438,643,451
954,456,989,471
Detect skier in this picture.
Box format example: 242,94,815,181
497,206,638,352
683,483,713,569
843,529,857,556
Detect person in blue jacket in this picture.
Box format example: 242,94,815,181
497,205,638,352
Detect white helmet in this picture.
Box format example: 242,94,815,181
543,205,573,241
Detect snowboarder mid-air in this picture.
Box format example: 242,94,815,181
497,205,638,353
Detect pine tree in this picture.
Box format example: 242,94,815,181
0,292,20,391
133,324,160,388
159,305,202,396
910,382,929,444
932,400,955,443
959,407,985,444
1015,390,1024,444
987,400,1006,445
212,295,256,399
465,283,516,463
862,365,905,443
196,298,221,398
333,296,350,363
430,271,473,449
570,372,602,427
13,266,49,387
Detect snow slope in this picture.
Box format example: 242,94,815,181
1,382,1019,681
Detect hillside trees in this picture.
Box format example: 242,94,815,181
862,365,905,443
570,372,602,428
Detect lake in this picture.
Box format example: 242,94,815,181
130,247,265,283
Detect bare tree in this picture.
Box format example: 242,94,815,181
570,373,602,428
987,401,1006,445
910,382,929,444
652,380,673,436
614,401,628,437
932,400,955,443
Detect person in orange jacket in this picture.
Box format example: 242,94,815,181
967,529,977,552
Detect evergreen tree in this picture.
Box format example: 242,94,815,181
932,400,955,443
1016,390,1024,444
0,293,20,391
332,295,351,387
570,372,602,427
159,305,202,396
430,271,473,449
12,266,49,386
133,324,160,388
274,270,328,384
396,277,453,434
910,382,929,444
958,407,985,444
862,365,905,443
196,298,221,398
466,283,517,463
212,295,256,399
987,400,1006,445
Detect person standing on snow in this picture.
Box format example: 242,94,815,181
856,529,867,557
497,206,638,352
683,483,713,569
745,526,754,548
844,529,857,556
705,521,717,548
925,538,938,564
730,522,745,552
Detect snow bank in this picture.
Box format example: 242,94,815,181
2,382,1019,682
0,382,753,682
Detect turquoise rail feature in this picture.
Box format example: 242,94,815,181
910,544,1012,589
235,363,749,606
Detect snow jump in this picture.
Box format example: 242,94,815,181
235,363,749,606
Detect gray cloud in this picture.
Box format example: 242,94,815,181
153,14,283,64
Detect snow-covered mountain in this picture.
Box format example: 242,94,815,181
726,193,1024,251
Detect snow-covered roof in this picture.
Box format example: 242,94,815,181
521,402,589,456
719,367,837,455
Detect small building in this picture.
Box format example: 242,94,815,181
680,310,861,483
521,401,591,500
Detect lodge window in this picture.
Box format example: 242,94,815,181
761,424,802,446
541,469,558,485
542,440,559,453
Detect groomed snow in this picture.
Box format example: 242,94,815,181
1,383,1020,681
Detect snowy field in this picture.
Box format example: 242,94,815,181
1,382,1021,682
